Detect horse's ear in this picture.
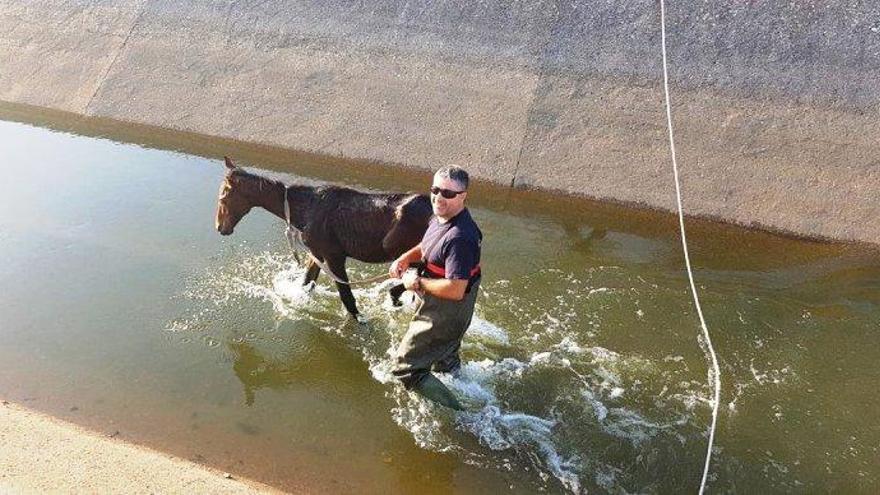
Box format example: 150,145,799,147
224,156,237,171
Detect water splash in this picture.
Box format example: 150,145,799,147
168,252,712,493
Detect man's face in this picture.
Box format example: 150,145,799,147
431,174,467,220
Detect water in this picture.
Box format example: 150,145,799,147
1,111,878,493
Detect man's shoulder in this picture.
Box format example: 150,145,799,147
446,226,478,243
460,210,482,236
446,220,481,247
451,209,480,228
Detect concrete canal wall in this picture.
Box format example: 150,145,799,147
1,1,878,243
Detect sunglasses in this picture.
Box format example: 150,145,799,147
430,186,466,199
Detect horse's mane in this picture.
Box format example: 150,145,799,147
230,167,284,194
234,167,372,196
230,167,271,182
229,167,415,207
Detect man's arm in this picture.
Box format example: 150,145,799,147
401,239,474,301
404,234,476,301
415,277,468,301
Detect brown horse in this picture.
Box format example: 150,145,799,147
215,157,432,320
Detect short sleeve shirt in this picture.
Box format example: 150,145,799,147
420,208,482,280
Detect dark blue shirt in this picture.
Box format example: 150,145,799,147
421,208,482,280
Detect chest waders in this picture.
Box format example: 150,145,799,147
391,278,480,411
391,218,481,410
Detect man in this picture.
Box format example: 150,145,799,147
388,165,482,410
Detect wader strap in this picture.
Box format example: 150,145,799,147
419,262,482,293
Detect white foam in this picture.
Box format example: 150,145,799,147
457,405,582,494
231,276,296,318
389,394,452,451
583,389,609,421
594,465,622,491
467,316,510,345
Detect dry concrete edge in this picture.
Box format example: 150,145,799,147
0,400,288,495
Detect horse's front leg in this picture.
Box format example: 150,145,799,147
301,258,321,292
326,256,364,323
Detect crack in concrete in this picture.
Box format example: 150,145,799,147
509,85,536,189
509,4,564,190
84,2,147,114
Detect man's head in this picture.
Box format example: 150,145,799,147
431,165,469,221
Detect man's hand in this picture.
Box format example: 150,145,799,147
389,256,410,279
390,244,423,279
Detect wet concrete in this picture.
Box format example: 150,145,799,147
0,1,877,242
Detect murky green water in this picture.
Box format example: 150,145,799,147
1,114,878,494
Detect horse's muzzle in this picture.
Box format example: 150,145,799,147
217,222,233,235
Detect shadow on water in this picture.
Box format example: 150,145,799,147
226,327,385,408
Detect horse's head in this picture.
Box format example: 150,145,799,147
216,156,253,235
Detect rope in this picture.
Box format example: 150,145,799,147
658,2,722,494
283,187,391,287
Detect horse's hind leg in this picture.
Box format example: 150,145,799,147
326,256,362,322
302,258,321,291
389,283,406,307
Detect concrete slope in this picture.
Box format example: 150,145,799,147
0,402,285,494
0,1,877,242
